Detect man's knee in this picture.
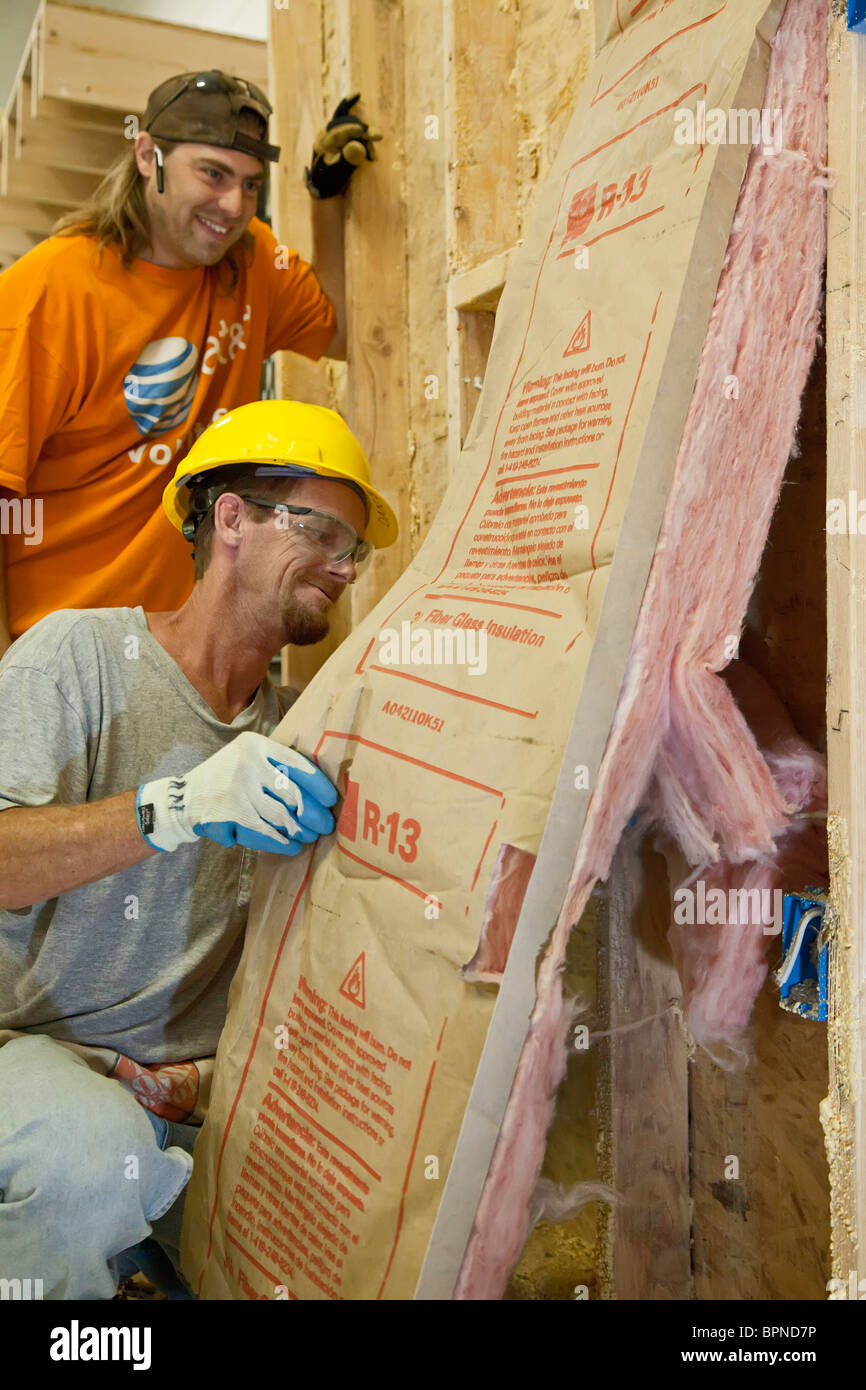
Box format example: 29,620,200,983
0,1035,192,1253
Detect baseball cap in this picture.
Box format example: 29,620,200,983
142,70,280,163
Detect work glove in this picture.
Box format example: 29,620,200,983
136,730,338,855
304,93,382,199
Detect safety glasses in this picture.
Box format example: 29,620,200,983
147,70,273,129
238,497,373,568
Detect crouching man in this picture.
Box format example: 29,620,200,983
0,400,398,1299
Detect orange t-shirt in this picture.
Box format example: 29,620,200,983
0,219,336,638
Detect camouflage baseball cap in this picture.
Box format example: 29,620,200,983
143,70,280,163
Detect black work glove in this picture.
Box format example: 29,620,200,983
304,93,382,199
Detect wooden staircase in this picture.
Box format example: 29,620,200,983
0,1,267,270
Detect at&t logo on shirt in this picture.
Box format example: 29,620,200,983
123,336,199,437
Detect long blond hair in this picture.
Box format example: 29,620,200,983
52,142,253,289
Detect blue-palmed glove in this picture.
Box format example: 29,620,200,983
135,730,337,855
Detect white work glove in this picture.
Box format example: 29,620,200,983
135,730,338,855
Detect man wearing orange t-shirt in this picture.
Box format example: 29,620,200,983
0,72,380,654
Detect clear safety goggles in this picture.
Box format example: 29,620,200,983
238,496,373,569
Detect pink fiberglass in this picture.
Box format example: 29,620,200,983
463,843,537,984
662,660,827,1062
455,0,829,1299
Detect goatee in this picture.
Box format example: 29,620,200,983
282,595,330,646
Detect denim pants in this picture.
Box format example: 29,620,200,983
0,1033,198,1300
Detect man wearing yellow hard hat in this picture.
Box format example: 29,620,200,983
0,400,397,1300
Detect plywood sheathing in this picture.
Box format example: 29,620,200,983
690,993,830,1299
446,1,593,463
449,0,593,274
598,839,692,1301
512,1,595,238
449,0,519,272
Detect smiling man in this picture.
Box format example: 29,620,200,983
0,70,379,655
0,399,398,1299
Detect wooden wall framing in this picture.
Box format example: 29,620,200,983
267,0,847,1301
0,0,847,1303
270,0,593,683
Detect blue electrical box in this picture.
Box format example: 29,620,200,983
778,892,829,1022
849,0,866,34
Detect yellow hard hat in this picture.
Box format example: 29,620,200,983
162,400,398,548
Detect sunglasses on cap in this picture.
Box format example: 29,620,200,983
146,70,273,129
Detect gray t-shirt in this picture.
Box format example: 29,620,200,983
0,607,297,1063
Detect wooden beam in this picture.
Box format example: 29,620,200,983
269,0,352,693
269,0,334,415
443,0,461,476
345,0,412,626
596,840,692,1300
824,5,866,1288
272,0,449,680
41,2,268,113
402,0,450,538
451,245,520,313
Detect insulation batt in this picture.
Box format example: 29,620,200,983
463,843,537,983
662,660,828,1064
454,0,829,1300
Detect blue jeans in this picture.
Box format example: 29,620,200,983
0,1034,197,1300
109,1110,199,1299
